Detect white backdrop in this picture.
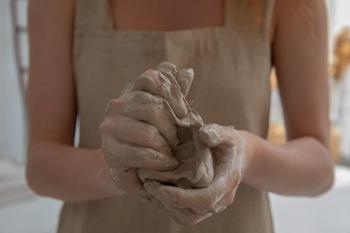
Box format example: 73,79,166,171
0,0,26,162
328,0,350,159
329,0,350,37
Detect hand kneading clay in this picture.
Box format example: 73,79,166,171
100,62,247,226
136,62,214,188
144,124,247,226
99,61,214,197
134,63,247,226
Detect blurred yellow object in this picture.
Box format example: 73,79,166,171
270,69,277,89
267,123,341,162
267,123,286,145
331,27,350,81
331,127,341,162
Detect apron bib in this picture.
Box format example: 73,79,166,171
57,0,275,232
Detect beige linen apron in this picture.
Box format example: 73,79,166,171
57,0,275,232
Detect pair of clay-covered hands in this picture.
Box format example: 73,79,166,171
99,62,246,225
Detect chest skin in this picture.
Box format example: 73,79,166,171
110,0,225,31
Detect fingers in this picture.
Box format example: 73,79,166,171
144,180,215,211
176,68,194,96
145,179,234,215
157,62,179,87
121,90,164,106
119,91,179,147
191,130,214,187
137,158,202,185
143,180,213,225
102,137,178,171
137,168,177,184
143,149,241,213
122,103,178,147
100,115,171,154
130,69,189,118
157,62,194,97
210,187,237,214
137,150,213,188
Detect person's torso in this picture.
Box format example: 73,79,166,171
57,0,275,232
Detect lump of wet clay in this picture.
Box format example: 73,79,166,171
137,62,214,188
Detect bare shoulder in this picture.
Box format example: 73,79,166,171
271,0,329,144
274,0,327,14
29,0,74,14
28,0,75,45
27,0,77,145
271,0,328,50
273,0,327,28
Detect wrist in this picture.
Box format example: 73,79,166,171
237,130,259,183
95,149,125,196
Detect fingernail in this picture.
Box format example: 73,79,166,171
183,68,194,78
144,69,158,76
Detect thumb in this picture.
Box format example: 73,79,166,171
198,124,225,147
198,124,241,148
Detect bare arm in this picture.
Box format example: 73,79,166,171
26,0,114,202
26,0,334,204
242,0,334,196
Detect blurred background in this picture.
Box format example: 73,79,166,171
1,0,350,232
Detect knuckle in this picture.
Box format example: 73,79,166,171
131,91,153,104
144,124,159,139
99,120,111,136
143,148,159,161
148,104,163,119
122,91,136,103
130,91,145,100
129,90,163,106
143,69,159,79
149,94,163,105
135,70,161,87
144,69,158,74
135,74,153,85
106,98,123,114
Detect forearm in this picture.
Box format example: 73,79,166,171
241,131,334,196
26,141,116,202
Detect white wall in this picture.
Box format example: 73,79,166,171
329,0,350,37
0,0,26,162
